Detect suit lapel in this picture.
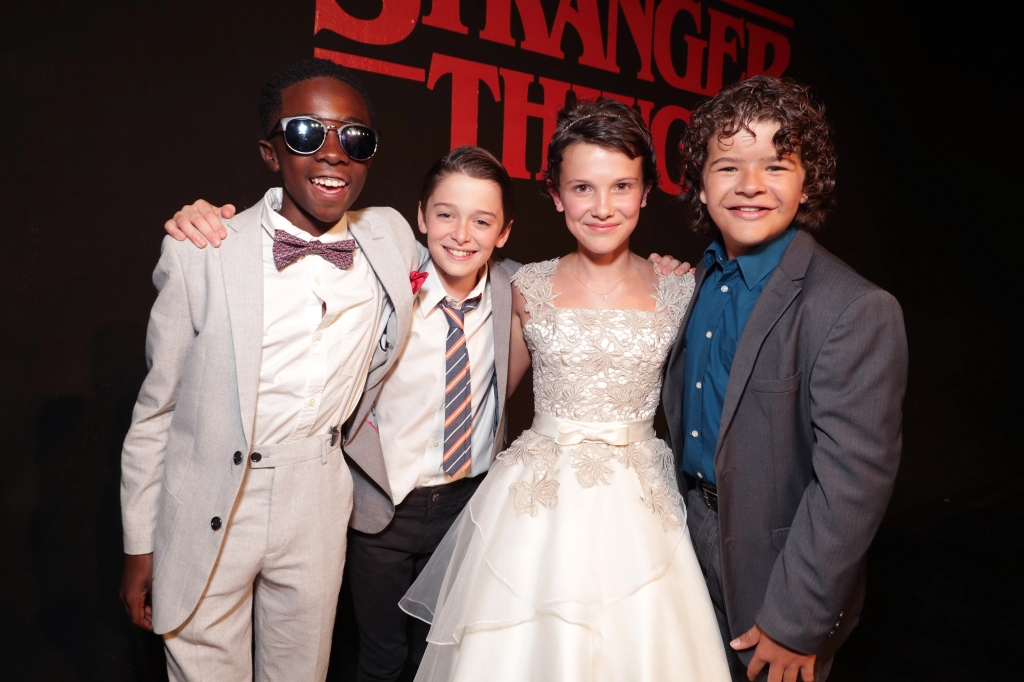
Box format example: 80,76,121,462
221,207,265,448
349,212,413,381
714,231,814,460
489,261,513,418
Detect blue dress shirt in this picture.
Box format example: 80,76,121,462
680,227,798,485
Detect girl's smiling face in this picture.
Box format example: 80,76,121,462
548,143,650,257
418,172,511,299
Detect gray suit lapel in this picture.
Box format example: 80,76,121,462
714,231,814,460
349,213,413,381
221,208,265,448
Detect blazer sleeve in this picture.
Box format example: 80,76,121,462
120,238,196,555
757,289,908,653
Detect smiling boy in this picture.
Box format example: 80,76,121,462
663,77,908,682
118,58,419,682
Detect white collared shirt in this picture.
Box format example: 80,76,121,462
375,259,497,504
253,188,381,446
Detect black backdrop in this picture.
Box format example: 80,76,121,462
1,1,1020,680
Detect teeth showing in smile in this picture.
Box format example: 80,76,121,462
445,247,473,258
312,177,347,188
736,207,765,212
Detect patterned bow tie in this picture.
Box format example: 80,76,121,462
272,229,358,271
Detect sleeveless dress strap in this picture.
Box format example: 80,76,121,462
652,272,696,326
510,259,560,320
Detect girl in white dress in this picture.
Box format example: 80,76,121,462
401,99,731,682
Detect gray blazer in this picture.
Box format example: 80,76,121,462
120,201,419,634
663,230,908,658
343,244,521,533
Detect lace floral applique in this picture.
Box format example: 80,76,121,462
511,259,560,320
498,265,695,527
509,477,560,518
570,443,615,488
616,441,684,530
499,431,562,516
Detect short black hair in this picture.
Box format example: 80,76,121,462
259,57,374,138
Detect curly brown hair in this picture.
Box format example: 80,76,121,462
541,98,660,194
681,76,836,233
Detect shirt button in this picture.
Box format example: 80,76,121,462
316,332,323,341
697,472,704,479
691,430,699,438
423,478,431,485
706,331,713,338
315,276,322,285
696,382,702,389
721,285,729,293
309,398,316,406
432,441,440,448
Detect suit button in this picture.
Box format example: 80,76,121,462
250,452,262,463
211,517,222,531
233,451,243,465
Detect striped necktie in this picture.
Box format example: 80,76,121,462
440,296,480,480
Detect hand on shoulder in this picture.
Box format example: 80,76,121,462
164,200,235,248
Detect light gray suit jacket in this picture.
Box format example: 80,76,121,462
343,243,521,533
120,201,419,634
663,230,908,658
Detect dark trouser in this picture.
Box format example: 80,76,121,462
685,487,833,682
346,474,482,682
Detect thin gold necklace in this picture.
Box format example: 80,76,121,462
568,254,634,301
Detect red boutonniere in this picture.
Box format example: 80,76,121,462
410,270,429,294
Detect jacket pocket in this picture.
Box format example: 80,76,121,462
771,526,791,552
749,372,801,394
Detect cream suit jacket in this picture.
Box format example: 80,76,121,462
120,201,419,634
343,243,521,533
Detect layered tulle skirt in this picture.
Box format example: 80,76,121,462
401,427,731,682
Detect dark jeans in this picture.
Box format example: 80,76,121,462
346,474,482,682
685,487,833,682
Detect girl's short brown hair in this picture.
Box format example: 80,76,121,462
542,98,659,193
681,76,836,233
420,146,515,229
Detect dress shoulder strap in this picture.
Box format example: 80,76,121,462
510,258,560,319
652,272,696,326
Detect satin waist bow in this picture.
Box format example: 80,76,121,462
530,413,656,446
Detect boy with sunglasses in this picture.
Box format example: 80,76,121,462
118,58,420,682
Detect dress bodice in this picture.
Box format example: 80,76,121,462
513,259,695,423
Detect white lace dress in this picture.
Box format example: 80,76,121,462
401,259,731,682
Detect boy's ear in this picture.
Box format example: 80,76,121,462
416,201,428,235
496,220,513,249
258,139,280,173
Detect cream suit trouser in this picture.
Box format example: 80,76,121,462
163,433,353,682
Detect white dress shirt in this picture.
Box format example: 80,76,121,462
375,259,497,504
253,188,382,446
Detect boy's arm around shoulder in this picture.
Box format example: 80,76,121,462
757,286,908,655
121,236,198,555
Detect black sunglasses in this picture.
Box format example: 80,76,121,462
270,116,379,161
